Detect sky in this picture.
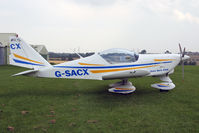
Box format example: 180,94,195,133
0,0,199,53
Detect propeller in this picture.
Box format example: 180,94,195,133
179,43,186,81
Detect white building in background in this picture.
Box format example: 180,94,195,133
31,45,49,61
0,33,49,65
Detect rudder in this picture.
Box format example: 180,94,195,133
9,36,51,69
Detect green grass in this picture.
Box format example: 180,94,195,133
0,65,199,133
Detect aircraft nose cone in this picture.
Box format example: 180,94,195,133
182,55,190,61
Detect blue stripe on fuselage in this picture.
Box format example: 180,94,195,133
54,61,172,69
13,59,45,66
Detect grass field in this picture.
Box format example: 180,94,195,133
0,65,199,133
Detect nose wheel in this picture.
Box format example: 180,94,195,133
108,79,136,94
151,75,175,92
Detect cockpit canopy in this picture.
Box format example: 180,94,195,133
99,48,139,64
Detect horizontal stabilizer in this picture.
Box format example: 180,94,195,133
12,70,38,77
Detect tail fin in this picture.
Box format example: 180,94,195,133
9,36,51,69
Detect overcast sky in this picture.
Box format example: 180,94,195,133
0,0,199,53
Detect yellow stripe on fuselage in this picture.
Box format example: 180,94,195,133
90,65,158,73
154,59,175,62
13,53,43,64
79,62,104,66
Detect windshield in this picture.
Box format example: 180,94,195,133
99,48,139,64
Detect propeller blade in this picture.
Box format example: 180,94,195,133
179,43,182,55
182,47,185,57
178,43,185,82
179,43,183,61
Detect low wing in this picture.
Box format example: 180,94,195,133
102,69,150,80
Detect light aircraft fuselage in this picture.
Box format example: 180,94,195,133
9,36,190,94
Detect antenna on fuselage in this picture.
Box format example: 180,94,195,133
76,52,83,59
71,48,83,59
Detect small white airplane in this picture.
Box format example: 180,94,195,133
9,35,190,94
